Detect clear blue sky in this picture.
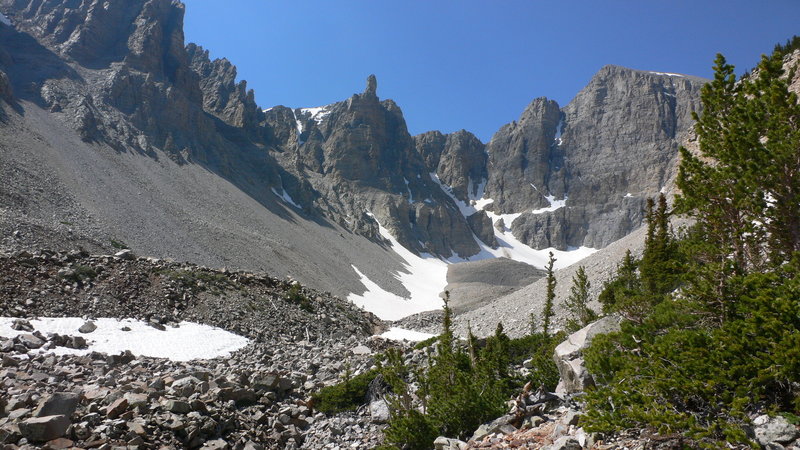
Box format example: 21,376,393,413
183,1,799,142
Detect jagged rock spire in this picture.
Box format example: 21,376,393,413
365,74,377,97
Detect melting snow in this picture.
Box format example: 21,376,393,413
468,210,596,270
428,174,592,269
271,187,302,209
649,72,684,77
348,215,449,321
300,105,332,124
349,177,596,320
404,178,414,203
554,117,564,146
0,317,249,361
0,13,10,26
379,327,436,342
531,195,567,214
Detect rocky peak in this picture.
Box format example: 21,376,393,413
484,97,562,214
186,43,265,131
364,74,378,97
415,129,487,203
506,65,707,250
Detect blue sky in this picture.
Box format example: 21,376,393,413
183,1,799,142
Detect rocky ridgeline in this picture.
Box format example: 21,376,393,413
0,248,406,448
0,249,381,343
1,0,707,265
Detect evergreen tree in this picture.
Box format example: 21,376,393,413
597,250,648,322
677,51,800,321
640,194,681,298
563,265,596,332
542,251,557,335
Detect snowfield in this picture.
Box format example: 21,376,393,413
379,327,436,342
348,214,449,321
0,317,250,361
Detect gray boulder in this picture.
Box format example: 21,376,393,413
753,414,799,446
18,415,70,442
369,399,390,424
33,392,80,418
433,436,468,450
546,436,582,450
78,320,97,333
553,315,621,394
17,333,44,349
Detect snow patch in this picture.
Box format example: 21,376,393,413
379,327,436,342
467,209,596,270
531,195,566,214
649,72,684,77
300,105,332,124
347,214,450,321
271,188,302,209
624,193,634,198
0,317,249,361
554,117,564,146
404,178,414,203
263,107,274,113
429,172,591,269
0,13,11,26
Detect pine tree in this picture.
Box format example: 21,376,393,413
563,265,596,332
677,51,800,321
640,194,681,298
542,251,557,335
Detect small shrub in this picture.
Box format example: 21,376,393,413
110,239,128,249
310,369,380,414
286,283,314,312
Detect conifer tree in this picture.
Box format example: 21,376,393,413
542,251,557,334
677,51,800,321
563,265,596,332
640,194,680,298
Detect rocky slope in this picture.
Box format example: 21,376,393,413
0,248,395,448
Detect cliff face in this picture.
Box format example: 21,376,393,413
263,77,484,257
480,66,706,250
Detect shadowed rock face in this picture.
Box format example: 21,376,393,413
485,97,563,213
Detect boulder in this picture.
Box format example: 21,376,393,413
17,333,45,349
368,399,390,424
546,436,582,450
78,321,97,333
163,399,192,414
553,316,621,394
471,414,516,441
105,398,128,419
753,414,799,446
433,436,468,450
34,392,80,418
18,415,70,442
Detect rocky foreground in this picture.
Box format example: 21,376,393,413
0,249,395,448
1,249,798,449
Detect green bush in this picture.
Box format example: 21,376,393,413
583,264,800,444
286,283,314,312
508,332,564,391
310,369,380,414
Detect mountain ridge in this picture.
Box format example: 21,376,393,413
1,0,706,319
